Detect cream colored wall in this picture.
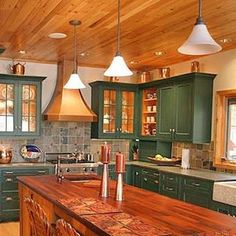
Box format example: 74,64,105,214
165,48,236,140
0,59,134,111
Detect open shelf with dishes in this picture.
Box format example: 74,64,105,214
141,88,157,136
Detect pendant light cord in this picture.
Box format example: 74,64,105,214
116,0,121,55
196,0,204,24
73,24,77,73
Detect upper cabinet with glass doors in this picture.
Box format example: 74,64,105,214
0,74,45,136
90,81,138,139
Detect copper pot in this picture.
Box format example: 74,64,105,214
0,149,13,164
11,62,26,75
159,67,170,78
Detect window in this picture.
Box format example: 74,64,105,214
226,99,236,161
215,90,236,169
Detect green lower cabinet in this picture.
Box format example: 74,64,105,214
182,188,211,208
141,168,159,193
132,166,142,188
180,176,213,208
0,165,53,222
159,172,180,199
210,201,231,215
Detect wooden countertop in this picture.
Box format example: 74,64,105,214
18,175,236,235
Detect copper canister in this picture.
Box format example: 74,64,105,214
159,67,170,78
191,61,200,72
140,72,151,83
11,63,25,75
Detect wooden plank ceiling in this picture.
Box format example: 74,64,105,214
0,0,236,70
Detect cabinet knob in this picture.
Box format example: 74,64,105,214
5,197,13,201
135,172,139,176
153,173,159,176
37,170,46,174
154,180,159,184
172,128,175,133
166,187,174,191
6,178,13,182
167,177,174,181
169,128,172,132
144,178,147,182
192,182,200,187
119,128,122,132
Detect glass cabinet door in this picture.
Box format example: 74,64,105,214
141,88,157,136
103,89,116,134
0,83,14,132
21,84,37,132
121,91,134,134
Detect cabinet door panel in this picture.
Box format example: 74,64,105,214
119,89,136,138
157,86,175,140
174,83,192,141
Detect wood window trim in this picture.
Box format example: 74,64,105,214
214,89,236,170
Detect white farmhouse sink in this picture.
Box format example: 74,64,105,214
213,181,236,206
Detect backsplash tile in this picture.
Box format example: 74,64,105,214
0,121,129,163
172,141,214,169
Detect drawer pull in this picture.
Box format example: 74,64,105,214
5,171,13,174
154,180,159,184
167,177,174,181
135,172,139,176
166,187,174,191
37,170,46,174
144,178,147,182
153,173,159,176
192,182,200,187
6,178,13,182
142,171,148,174
5,197,13,201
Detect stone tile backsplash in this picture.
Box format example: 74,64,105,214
172,141,214,169
0,121,129,163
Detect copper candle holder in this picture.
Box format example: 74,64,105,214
115,172,124,201
99,163,109,198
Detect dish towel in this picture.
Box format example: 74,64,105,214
181,149,190,169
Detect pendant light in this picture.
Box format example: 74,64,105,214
104,0,133,77
178,0,222,55
64,20,86,89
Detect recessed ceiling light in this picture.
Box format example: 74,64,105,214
219,38,232,44
130,60,139,65
80,52,89,57
48,33,67,39
18,50,26,54
154,51,166,56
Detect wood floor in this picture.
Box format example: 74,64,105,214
0,222,19,236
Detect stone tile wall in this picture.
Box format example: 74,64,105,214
0,121,129,163
172,141,214,169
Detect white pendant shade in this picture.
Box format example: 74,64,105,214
104,55,133,77
64,73,86,89
178,24,222,55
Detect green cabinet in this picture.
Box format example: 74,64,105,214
141,168,159,192
0,165,53,222
0,74,45,137
159,172,180,199
132,166,142,187
181,177,213,208
157,73,215,143
90,81,138,139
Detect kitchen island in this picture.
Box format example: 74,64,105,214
18,175,236,236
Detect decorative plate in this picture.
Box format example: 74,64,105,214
20,144,42,162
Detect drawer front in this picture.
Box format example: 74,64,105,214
160,182,178,198
182,189,210,208
183,177,212,192
161,172,178,184
142,168,159,179
2,192,19,210
141,176,159,192
2,168,50,191
1,209,20,222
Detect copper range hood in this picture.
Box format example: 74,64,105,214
43,60,97,122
